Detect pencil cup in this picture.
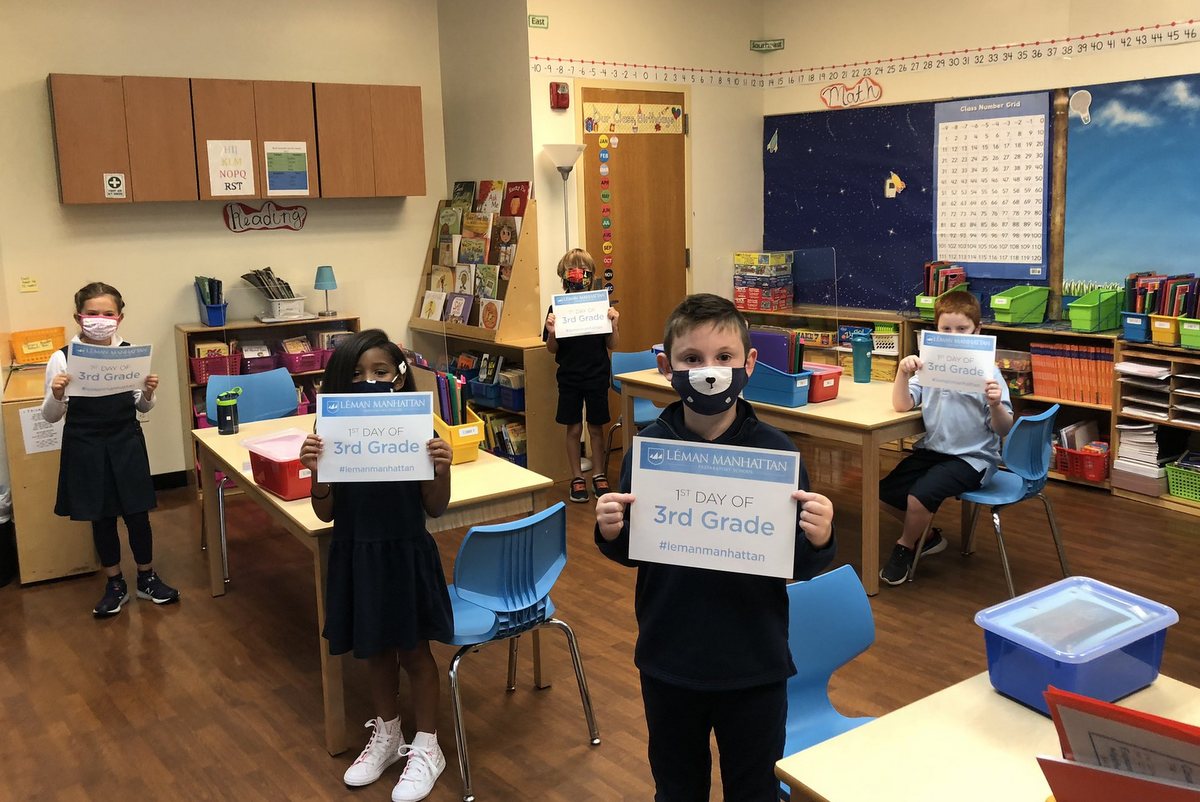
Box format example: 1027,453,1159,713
850,332,872,383
200,302,228,327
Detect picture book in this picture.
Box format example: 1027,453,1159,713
420,291,446,321
453,264,476,296
439,205,463,236
458,236,487,264
478,298,504,331
474,180,505,214
280,335,311,354
450,181,475,213
438,234,461,267
502,181,530,218
443,292,474,325
430,265,454,294
475,264,499,299
489,216,520,267
462,211,493,239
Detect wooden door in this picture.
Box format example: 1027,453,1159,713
192,78,259,200
314,83,375,198
47,74,131,204
123,76,198,202
370,85,425,197
580,87,688,353
253,80,319,199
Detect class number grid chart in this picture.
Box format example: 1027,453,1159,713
933,92,1050,280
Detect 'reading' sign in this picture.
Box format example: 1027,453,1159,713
223,201,308,233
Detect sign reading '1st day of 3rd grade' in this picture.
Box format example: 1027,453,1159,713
316,392,435,482
629,437,800,578
917,330,996,393
552,290,612,338
65,343,153,398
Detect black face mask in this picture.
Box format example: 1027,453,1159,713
669,366,749,415
350,380,397,393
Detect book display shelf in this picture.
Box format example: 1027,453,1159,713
407,199,569,482
174,315,361,490
1111,340,1200,519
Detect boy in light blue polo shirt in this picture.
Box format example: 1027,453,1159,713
879,291,1013,585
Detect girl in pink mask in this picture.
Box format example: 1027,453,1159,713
42,282,177,617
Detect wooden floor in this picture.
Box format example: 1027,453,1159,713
2,441,1198,801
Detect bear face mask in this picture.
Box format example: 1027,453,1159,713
669,366,748,416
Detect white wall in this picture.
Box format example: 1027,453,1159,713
761,0,1200,113
0,0,447,474
438,0,534,193
525,0,768,312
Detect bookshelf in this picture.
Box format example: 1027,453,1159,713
407,199,569,482
174,315,361,490
1111,340,1200,517
742,305,908,381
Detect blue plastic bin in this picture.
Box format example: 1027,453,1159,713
743,363,811,407
500,386,525,411
1122,313,1151,343
468,379,501,407
974,576,1178,715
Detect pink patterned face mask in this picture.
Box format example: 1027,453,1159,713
563,266,593,292
80,316,119,341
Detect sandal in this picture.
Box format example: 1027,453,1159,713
569,477,589,503
592,474,611,496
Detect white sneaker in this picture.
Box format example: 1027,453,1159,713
343,717,405,787
391,731,446,802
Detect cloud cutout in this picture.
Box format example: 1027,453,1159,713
1117,83,1146,96
1093,99,1159,129
1162,80,1200,110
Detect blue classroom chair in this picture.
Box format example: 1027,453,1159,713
604,349,663,459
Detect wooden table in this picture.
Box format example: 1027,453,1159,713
616,369,923,594
775,671,1200,801
193,415,553,755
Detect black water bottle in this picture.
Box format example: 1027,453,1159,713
216,388,241,435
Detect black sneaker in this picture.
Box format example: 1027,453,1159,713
93,576,129,617
136,571,180,605
880,544,916,586
569,477,589,503
918,529,948,557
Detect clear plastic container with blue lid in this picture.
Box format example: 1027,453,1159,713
974,576,1178,714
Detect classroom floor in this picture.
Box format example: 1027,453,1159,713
2,440,1198,801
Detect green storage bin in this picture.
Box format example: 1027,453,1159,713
915,283,970,321
990,285,1049,325
1067,289,1124,332
1180,317,1200,350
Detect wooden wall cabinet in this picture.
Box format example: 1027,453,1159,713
191,78,259,200
123,76,198,201
315,82,425,198
253,80,319,199
48,73,131,204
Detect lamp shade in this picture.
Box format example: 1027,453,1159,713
544,143,587,170
314,265,337,290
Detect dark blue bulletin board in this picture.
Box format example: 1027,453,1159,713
1064,74,1200,284
763,102,1034,310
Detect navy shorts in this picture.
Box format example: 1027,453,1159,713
556,384,611,426
880,449,985,513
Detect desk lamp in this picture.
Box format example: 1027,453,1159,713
314,265,337,317
543,143,587,251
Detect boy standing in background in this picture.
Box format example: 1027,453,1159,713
544,248,620,503
879,291,1013,585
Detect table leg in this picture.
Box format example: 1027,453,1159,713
860,435,881,596
199,452,225,597
313,536,348,755
620,386,635,454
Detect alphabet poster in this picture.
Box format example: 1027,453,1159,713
207,139,256,197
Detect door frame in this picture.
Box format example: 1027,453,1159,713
573,80,694,298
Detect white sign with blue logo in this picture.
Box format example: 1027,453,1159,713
315,392,435,482
629,436,800,578
916,330,996,393
65,343,153,397
552,290,612,338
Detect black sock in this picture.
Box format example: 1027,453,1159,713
137,568,153,578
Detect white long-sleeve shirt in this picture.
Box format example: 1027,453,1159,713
41,335,155,423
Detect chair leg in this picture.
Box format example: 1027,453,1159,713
532,629,550,690
200,500,207,552
541,618,601,746
506,638,519,692
216,480,230,583
962,502,982,556
604,415,624,459
907,519,937,581
1038,493,1071,578
447,645,476,802
989,507,1017,599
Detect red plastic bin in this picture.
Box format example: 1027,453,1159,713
241,353,279,374
1053,444,1110,482
243,429,311,501
189,353,241,384
276,349,324,372
802,362,843,403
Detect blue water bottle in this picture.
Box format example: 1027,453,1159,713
850,333,872,383
217,387,242,435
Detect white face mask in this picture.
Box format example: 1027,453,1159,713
80,316,119,341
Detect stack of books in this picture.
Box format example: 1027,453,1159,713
1112,422,1190,496
1030,342,1114,404
748,325,806,373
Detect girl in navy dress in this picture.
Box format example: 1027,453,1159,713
299,329,453,802
42,282,179,617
